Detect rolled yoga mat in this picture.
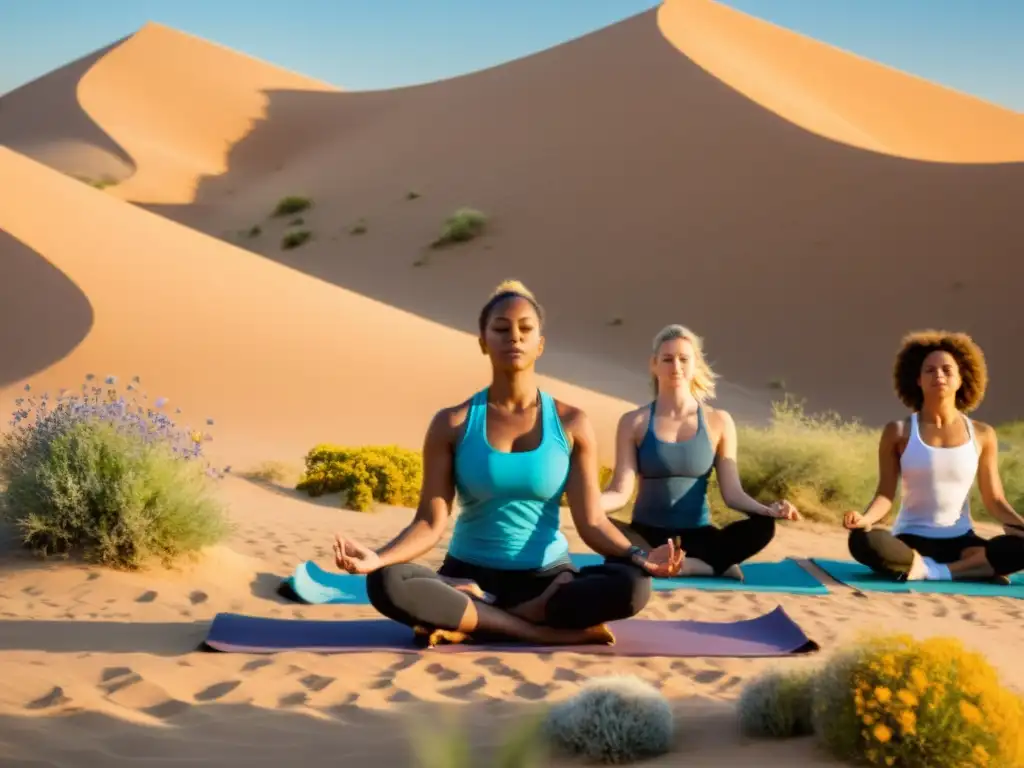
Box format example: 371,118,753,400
201,605,819,657
811,558,1024,598
280,554,828,605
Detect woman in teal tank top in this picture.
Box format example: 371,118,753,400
599,324,802,580
331,281,684,648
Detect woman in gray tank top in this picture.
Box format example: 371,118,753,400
598,325,801,580
844,331,1024,583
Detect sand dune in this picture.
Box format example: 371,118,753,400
37,0,1016,426
0,146,636,469
3,2,1022,424
660,0,1024,163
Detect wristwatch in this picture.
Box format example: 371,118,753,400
627,545,649,565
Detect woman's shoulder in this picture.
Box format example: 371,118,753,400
428,394,479,436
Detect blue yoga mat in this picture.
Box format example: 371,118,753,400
280,554,828,605
283,561,370,604
569,553,828,594
811,558,1024,598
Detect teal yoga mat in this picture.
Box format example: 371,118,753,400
279,554,828,605
570,553,828,594
282,561,369,604
811,558,1024,598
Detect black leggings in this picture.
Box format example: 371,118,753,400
365,555,652,632
849,528,1024,578
611,516,776,575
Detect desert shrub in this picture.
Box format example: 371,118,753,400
811,633,1024,767
737,667,815,738
349,218,367,235
273,196,311,216
544,675,674,764
0,376,230,569
431,207,487,247
282,230,311,249
296,444,423,511
409,709,547,767
721,397,879,523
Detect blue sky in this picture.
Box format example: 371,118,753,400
0,0,1021,111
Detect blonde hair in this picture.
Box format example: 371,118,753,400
650,324,717,401
478,278,544,333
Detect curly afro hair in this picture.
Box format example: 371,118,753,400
893,330,988,412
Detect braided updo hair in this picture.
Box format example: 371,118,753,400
478,279,545,334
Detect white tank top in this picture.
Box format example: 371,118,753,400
891,412,978,538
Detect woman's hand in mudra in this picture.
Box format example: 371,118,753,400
641,538,685,578
333,534,381,574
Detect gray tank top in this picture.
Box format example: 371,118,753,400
631,402,716,529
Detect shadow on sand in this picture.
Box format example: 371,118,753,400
0,695,840,766
0,37,137,183
0,231,95,390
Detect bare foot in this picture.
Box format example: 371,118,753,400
680,558,715,577
413,625,472,648
719,564,744,581
904,550,927,581
508,571,575,623
537,623,616,646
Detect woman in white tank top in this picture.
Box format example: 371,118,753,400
843,331,1024,582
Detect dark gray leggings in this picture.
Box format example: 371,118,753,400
365,555,652,632
849,528,1024,578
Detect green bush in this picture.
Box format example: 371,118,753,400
811,633,1024,767
296,444,423,511
0,389,229,570
410,709,547,767
431,207,487,248
273,196,312,216
737,667,815,738
282,230,311,249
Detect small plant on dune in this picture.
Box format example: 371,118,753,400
737,667,815,739
282,230,312,250
289,217,304,226
273,196,312,217
409,709,547,767
239,460,295,485
0,376,231,570
544,675,674,764
247,225,262,238
296,444,423,512
406,190,421,200
811,633,1024,767
349,218,368,235
431,207,487,248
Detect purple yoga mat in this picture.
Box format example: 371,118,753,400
201,606,818,657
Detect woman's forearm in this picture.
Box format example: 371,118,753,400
724,489,773,516
988,499,1024,528
599,490,632,513
578,518,636,559
862,495,894,525
374,518,443,568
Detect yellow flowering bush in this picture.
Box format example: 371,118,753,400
811,633,1024,767
296,444,422,512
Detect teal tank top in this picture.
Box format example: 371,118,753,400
447,388,572,570
631,402,716,529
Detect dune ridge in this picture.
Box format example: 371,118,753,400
660,0,1024,163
